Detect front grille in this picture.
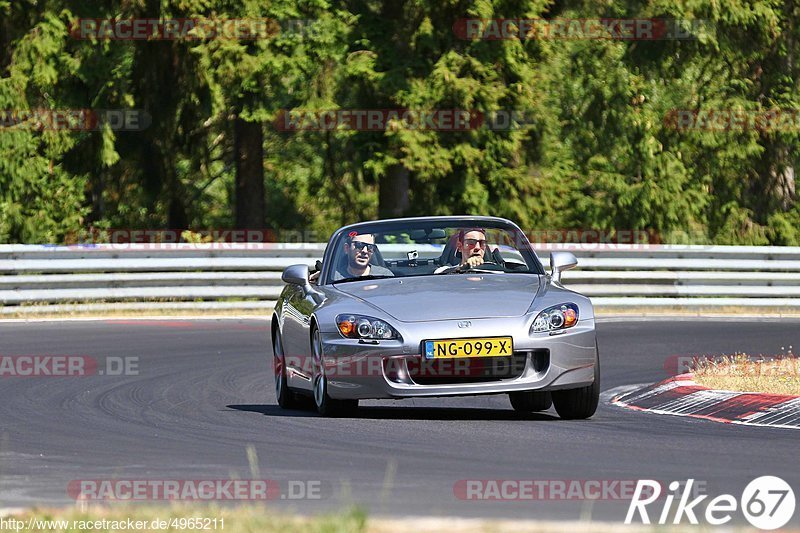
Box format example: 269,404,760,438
407,351,530,385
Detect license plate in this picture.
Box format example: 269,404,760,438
423,337,513,359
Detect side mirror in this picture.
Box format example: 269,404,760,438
550,252,577,284
282,264,325,304
282,264,311,286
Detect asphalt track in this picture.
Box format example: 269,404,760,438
0,318,798,525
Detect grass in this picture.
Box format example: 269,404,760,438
691,352,800,395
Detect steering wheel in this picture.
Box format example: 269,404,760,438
441,261,504,274
462,261,505,273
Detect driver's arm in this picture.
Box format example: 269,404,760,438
308,260,323,284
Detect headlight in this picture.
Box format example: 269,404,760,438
531,303,579,333
336,314,399,340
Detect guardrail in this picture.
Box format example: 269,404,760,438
2,243,800,314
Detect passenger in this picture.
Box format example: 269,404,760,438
332,233,394,281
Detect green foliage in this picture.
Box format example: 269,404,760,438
0,1,88,242
0,0,797,244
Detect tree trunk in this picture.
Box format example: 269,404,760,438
132,0,189,231
379,164,410,218
234,116,265,229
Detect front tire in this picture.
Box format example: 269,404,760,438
551,357,600,420
312,328,358,417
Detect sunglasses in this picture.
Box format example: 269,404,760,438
463,238,487,248
351,241,377,253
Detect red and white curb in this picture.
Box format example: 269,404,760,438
611,374,800,430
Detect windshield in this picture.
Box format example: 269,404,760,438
324,220,544,284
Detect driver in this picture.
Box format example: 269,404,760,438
458,228,489,269
332,232,394,281
434,228,493,273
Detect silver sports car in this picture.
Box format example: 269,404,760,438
272,216,599,418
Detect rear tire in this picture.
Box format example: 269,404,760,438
509,391,552,412
551,357,600,420
312,328,358,417
273,330,302,409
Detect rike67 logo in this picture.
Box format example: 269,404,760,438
626,477,795,529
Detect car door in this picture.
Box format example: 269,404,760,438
281,284,316,391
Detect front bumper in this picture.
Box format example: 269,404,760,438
319,317,597,400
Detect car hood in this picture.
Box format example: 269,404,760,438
332,274,541,322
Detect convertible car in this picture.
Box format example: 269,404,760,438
271,216,599,418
